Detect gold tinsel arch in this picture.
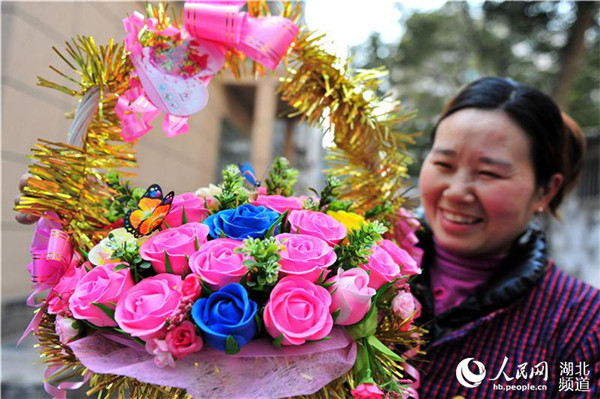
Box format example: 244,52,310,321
15,2,423,398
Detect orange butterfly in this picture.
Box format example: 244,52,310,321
125,184,174,238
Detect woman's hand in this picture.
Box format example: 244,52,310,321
14,173,39,225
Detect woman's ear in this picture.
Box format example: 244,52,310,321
534,173,564,211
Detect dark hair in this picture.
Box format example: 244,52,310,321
431,77,585,216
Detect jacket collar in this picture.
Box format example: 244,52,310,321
410,222,549,345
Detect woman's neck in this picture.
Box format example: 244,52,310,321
429,239,508,315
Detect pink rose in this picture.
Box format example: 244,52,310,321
179,274,202,302
162,193,212,228
140,222,209,275
360,244,401,290
55,316,81,344
351,383,384,399
253,194,304,213
47,263,88,316
276,233,336,282
145,338,175,368
387,208,424,269
263,276,333,345
287,210,347,246
115,273,182,339
69,263,135,327
378,239,421,281
188,238,246,289
327,268,376,326
392,290,416,320
165,320,203,359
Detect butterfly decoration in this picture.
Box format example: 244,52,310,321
124,184,174,238
238,162,270,189
238,163,258,187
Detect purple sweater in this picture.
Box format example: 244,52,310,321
430,240,506,316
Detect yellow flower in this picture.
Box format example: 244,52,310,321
327,210,366,232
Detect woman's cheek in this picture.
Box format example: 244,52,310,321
419,162,442,215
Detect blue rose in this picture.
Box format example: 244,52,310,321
191,283,257,352
203,204,280,240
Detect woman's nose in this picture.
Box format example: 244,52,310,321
442,175,475,203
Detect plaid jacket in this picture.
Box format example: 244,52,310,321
410,226,600,398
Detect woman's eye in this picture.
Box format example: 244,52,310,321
434,162,451,169
479,171,501,178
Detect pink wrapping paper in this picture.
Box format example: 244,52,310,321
70,327,356,398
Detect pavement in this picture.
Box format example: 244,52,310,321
1,300,88,399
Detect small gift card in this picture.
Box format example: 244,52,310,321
130,38,225,116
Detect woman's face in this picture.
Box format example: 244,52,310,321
419,108,553,257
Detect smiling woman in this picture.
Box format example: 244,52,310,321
420,108,561,257
410,77,600,398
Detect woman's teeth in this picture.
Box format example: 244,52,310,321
443,210,481,224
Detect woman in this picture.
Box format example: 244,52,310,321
410,77,599,397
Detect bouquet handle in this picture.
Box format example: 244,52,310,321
67,86,99,147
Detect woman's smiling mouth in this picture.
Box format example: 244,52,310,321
441,209,483,225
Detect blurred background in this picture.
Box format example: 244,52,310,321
2,1,598,396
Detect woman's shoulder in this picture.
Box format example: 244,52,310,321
536,262,600,357
539,262,600,307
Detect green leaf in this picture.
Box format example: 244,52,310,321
367,335,405,363
194,236,200,251
265,210,288,238
164,251,174,274
200,281,213,296
182,205,188,224
81,319,102,330
346,301,378,340
374,279,398,305
254,313,263,335
139,261,152,269
316,269,326,285
225,335,240,354
272,334,284,348
91,302,115,320
321,280,335,289
163,221,171,229
306,336,332,343
332,308,342,322
113,263,129,271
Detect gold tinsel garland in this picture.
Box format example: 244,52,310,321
16,2,424,397
15,36,136,251
280,33,417,222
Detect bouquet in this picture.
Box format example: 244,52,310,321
15,1,425,397
24,157,423,398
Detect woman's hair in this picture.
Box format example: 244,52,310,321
431,77,586,216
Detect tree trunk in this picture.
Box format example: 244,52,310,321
552,1,598,108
